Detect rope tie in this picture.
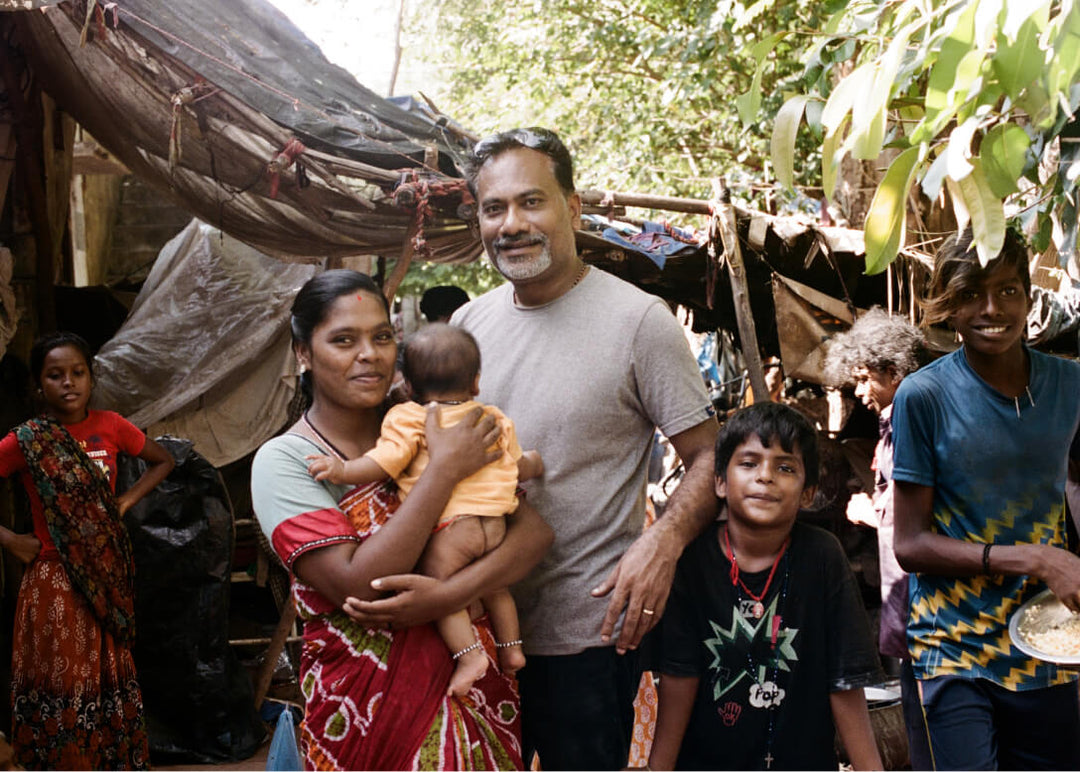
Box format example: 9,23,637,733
168,81,217,171
391,171,473,257
267,138,307,199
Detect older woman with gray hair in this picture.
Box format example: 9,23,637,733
824,307,931,770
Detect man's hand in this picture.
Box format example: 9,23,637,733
591,523,681,653
306,454,346,484
342,573,459,628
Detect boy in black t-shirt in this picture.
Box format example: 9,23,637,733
648,402,884,771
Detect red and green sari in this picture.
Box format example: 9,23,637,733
265,466,523,770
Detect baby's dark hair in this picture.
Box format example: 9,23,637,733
921,226,1031,326
402,324,481,402
715,402,819,488
30,331,94,382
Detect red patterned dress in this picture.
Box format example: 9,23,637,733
0,412,149,770
252,432,523,770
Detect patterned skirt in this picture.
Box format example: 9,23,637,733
11,558,149,770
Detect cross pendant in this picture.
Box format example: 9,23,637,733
764,752,774,769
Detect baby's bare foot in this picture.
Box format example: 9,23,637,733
497,643,525,674
448,649,489,698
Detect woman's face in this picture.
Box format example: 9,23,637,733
298,290,397,412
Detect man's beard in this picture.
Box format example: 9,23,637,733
491,234,553,281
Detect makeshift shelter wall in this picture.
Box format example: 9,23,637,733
91,220,317,467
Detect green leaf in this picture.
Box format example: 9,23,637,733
992,12,1049,100
736,33,784,127
946,116,980,181
772,94,809,190
979,123,1030,197
955,158,1006,266
920,2,978,137
822,116,848,201
822,63,870,135
864,145,923,275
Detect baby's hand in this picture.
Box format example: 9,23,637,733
519,449,544,481
306,454,346,484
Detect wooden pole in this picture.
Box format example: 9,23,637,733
579,189,711,216
712,178,769,402
383,220,419,303
252,601,298,709
0,33,56,331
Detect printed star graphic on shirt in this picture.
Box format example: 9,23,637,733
704,595,799,702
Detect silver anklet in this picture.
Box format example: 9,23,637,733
495,639,523,649
452,642,483,660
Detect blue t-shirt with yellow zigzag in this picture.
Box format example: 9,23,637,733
892,346,1080,691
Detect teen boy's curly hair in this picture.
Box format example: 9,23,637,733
823,308,927,388
715,402,819,488
920,226,1031,326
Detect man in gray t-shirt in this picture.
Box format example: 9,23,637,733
453,128,718,770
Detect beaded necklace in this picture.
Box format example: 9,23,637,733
724,527,789,619
726,526,792,770
302,410,348,460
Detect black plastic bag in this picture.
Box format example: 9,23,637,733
118,437,265,765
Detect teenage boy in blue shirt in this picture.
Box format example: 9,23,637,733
892,228,1080,769
649,402,884,770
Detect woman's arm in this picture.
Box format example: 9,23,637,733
648,674,698,771
830,688,882,771
893,480,1080,610
340,496,553,628
292,405,502,608
115,437,174,516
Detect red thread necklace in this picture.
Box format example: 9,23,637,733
724,526,790,620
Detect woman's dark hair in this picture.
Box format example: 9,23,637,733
466,127,575,195
290,270,390,401
921,227,1031,326
30,331,94,382
715,402,820,488
290,270,389,346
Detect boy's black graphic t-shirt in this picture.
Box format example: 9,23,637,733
658,520,883,771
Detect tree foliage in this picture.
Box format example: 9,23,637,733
772,0,1080,273
411,0,844,207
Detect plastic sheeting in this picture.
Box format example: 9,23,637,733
92,219,316,467
119,437,265,765
1028,283,1080,351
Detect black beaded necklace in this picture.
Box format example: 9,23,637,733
302,410,348,460
733,545,792,771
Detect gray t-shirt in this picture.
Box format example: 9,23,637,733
453,268,714,655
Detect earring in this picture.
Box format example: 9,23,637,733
299,364,307,374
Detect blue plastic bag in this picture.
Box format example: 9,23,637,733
266,705,302,771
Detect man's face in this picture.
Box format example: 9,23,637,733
475,147,582,285
851,365,898,413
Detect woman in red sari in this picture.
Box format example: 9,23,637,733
251,270,552,770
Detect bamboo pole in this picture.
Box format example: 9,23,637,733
712,179,769,403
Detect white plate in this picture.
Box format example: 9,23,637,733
1009,588,1080,667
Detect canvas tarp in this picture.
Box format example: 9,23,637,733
6,1,480,262
91,220,315,466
